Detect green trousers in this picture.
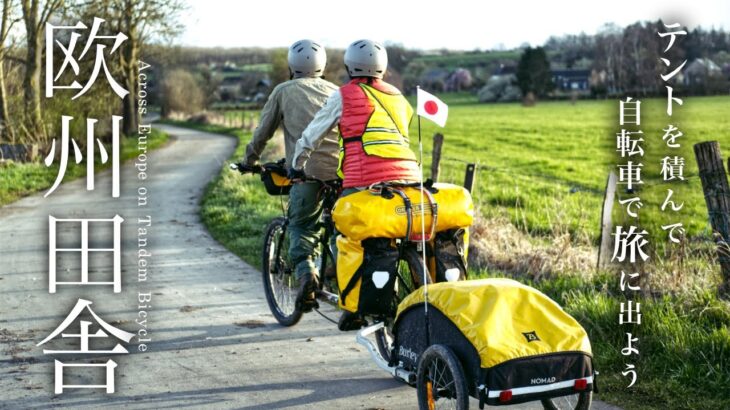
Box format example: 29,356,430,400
289,184,360,278
288,182,324,279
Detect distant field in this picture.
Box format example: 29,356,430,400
407,95,730,247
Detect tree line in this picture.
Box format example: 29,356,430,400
545,21,729,96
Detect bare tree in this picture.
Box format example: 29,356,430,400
20,0,64,142
595,24,625,95
85,0,184,136
0,0,20,143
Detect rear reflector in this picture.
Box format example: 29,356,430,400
574,379,588,391
499,390,513,402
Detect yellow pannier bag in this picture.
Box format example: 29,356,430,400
332,183,474,242
336,236,364,313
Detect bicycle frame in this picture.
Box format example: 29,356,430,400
273,181,424,309
230,161,431,316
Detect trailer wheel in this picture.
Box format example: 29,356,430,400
417,344,469,410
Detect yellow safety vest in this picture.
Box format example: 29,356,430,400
337,83,417,178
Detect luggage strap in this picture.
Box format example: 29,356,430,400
364,183,439,241
340,262,364,304
389,187,438,241
367,179,438,192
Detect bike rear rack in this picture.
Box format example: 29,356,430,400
356,322,416,384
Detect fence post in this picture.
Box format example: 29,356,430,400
597,171,617,270
431,133,444,182
250,113,257,131
463,163,477,193
694,141,730,295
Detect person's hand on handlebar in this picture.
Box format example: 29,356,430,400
287,167,306,182
230,162,263,174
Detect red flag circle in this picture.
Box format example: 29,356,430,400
424,100,439,115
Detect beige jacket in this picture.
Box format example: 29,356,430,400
244,77,339,181
292,90,342,171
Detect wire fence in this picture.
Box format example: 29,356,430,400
436,152,702,195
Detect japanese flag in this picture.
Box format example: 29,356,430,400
417,88,448,127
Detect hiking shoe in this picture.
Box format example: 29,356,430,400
338,311,368,331
295,272,319,313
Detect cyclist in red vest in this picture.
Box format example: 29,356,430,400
290,39,420,329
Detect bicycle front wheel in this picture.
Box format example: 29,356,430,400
262,217,303,326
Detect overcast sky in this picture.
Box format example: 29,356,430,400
179,0,729,50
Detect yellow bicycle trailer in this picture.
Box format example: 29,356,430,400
357,278,596,410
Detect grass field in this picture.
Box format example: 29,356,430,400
167,94,730,410
0,129,169,206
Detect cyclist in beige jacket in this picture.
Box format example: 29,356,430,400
243,39,339,312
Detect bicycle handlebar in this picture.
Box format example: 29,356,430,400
230,162,263,175
229,161,336,187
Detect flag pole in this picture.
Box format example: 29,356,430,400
416,86,429,316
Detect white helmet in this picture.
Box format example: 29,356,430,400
287,39,327,78
344,39,387,78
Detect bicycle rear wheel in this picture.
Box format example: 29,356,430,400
376,246,428,365
262,217,303,326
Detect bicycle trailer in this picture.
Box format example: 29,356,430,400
393,278,595,407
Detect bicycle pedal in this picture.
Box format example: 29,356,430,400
304,301,319,313
298,298,319,313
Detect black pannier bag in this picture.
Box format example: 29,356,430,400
433,227,468,282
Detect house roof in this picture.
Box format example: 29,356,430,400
686,58,721,74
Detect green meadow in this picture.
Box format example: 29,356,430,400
168,95,730,410
0,129,169,206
